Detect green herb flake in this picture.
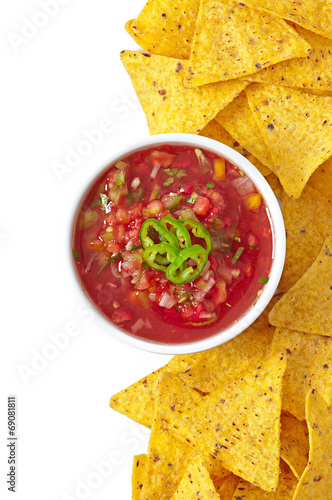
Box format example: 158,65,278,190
152,190,160,199
100,193,109,211
259,277,269,284
128,192,133,206
116,171,125,188
163,176,174,187
130,245,142,252
186,197,196,204
234,236,241,242
97,254,122,275
231,246,245,265
248,244,260,250
73,249,81,261
206,182,215,189
226,303,232,307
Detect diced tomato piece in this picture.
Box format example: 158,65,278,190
209,190,225,210
106,242,122,255
151,150,176,167
180,305,196,320
128,202,144,221
205,206,219,224
212,280,227,305
116,207,130,225
136,275,151,290
112,308,133,324
180,183,194,196
244,259,254,278
223,214,234,227
90,239,104,251
209,254,219,272
248,232,259,248
193,196,212,217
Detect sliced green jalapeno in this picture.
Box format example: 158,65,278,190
159,216,191,249
180,219,213,254
140,219,179,249
166,244,208,284
142,243,180,273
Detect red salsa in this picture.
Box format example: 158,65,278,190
72,145,273,344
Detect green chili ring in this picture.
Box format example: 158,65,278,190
159,216,191,249
180,219,213,254
140,219,179,250
142,243,180,273
166,244,208,284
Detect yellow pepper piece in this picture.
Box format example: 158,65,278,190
245,193,262,211
213,158,226,181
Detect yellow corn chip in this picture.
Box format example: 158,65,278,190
200,119,271,177
109,353,199,428
178,297,276,393
156,354,287,492
170,456,220,500
120,51,247,134
293,390,332,499
308,156,332,201
279,185,332,292
215,92,275,170
127,0,200,59
242,23,332,91
184,0,310,88
132,454,148,500
231,460,297,499
144,375,230,500
246,83,332,198
214,474,240,499
269,235,332,334
270,328,332,420
238,0,332,40
280,412,309,479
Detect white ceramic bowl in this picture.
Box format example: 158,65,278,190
69,133,285,354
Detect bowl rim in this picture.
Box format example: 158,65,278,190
69,132,286,354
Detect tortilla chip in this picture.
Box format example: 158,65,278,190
200,119,271,177
308,156,332,201
246,83,332,198
280,412,309,479
144,376,230,500
238,0,332,40
241,22,332,91
279,185,332,292
214,474,240,499
231,460,297,499
157,354,287,491
132,454,148,500
265,173,283,199
120,51,247,134
109,353,199,428
293,390,332,499
215,92,275,170
178,297,276,393
268,235,332,334
170,456,220,500
127,0,200,59
270,328,332,420
184,0,310,88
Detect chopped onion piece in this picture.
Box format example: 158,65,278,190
195,148,211,173
193,277,216,303
131,177,140,189
115,160,127,170
232,176,255,196
150,162,161,179
159,291,177,309
131,318,145,334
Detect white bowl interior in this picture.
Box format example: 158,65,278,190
69,133,286,354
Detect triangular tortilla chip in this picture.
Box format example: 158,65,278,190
214,474,240,499
144,376,230,500
200,119,271,177
269,235,332,334
270,328,332,420
231,460,297,499
132,454,148,500
109,353,199,427
120,51,248,134
242,23,332,90
170,456,220,500
293,390,332,499
308,156,332,201
280,412,309,479
184,0,310,88
246,83,332,198
238,0,332,40
156,354,287,491
279,185,332,291
215,92,275,171
126,0,200,59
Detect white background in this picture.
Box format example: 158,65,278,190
0,1,172,499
